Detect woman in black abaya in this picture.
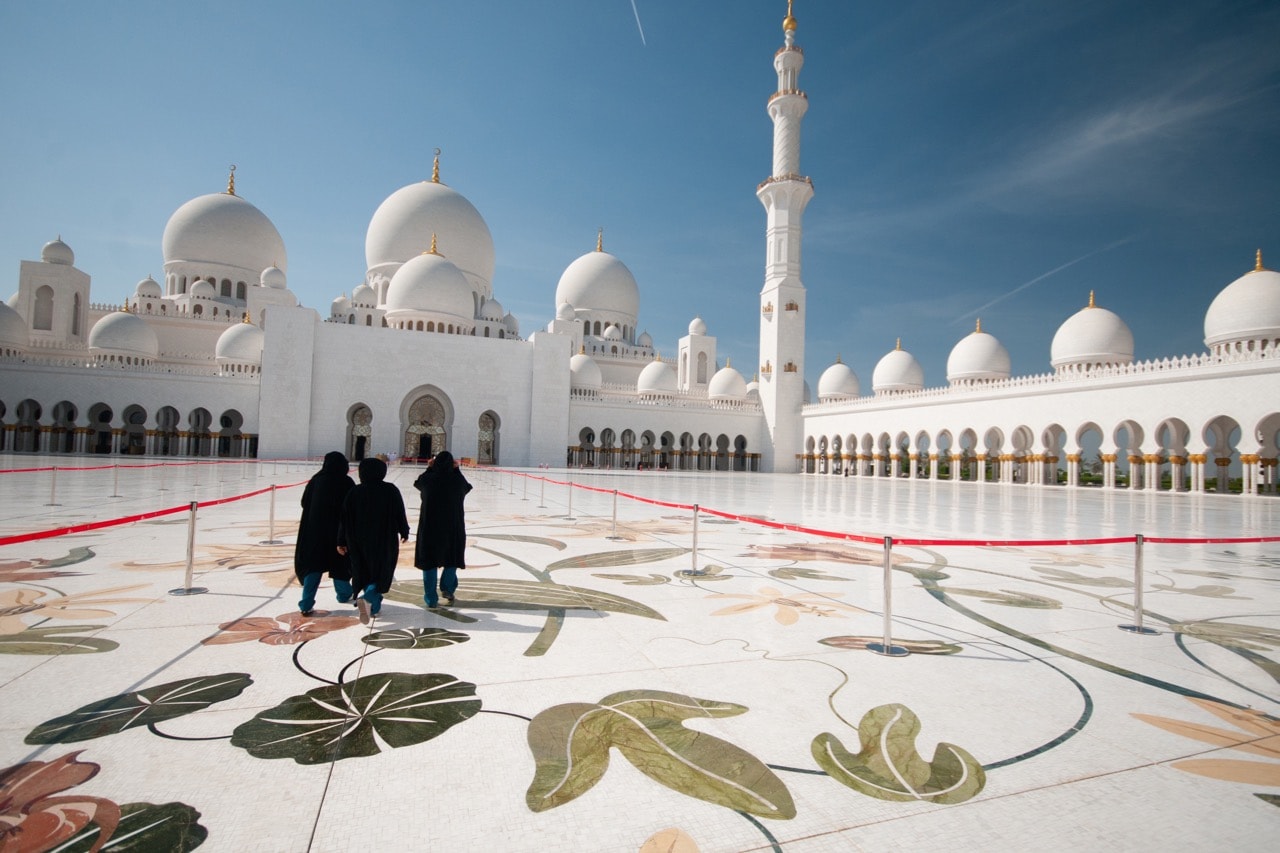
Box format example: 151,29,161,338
293,451,355,616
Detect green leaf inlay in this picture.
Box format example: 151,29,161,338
66,801,208,852
0,625,118,656
231,672,480,764
26,673,253,744
811,703,985,804
363,627,471,650
546,547,688,572
527,689,794,819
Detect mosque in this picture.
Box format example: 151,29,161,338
1,6,1277,496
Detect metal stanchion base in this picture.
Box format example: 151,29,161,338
866,642,911,657
169,587,209,596
45,503,61,507
259,539,283,545
606,536,628,541
1118,624,1160,635
560,516,576,521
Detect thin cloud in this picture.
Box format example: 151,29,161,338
955,235,1139,324
630,0,646,46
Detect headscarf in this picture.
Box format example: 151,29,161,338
320,450,348,476
358,457,388,483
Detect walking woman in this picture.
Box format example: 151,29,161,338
413,451,473,608
293,451,355,616
337,457,409,623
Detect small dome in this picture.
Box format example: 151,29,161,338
0,301,27,349
602,323,623,341
637,359,677,396
479,297,504,322
554,249,640,323
352,283,376,307
190,280,216,299
688,316,707,336
817,358,861,401
569,351,603,391
707,363,748,400
947,323,1011,382
1050,293,1134,369
41,237,74,265
503,312,519,334
134,276,162,298
331,294,351,315
637,330,653,347
872,342,924,393
745,377,760,400
385,251,474,319
1204,252,1280,350
88,311,159,359
260,264,287,290
555,301,576,322
215,321,265,365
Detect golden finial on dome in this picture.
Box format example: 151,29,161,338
835,353,842,363
1088,290,1096,308
975,318,982,333
429,233,439,255
120,298,130,313
579,344,586,355
895,338,902,351
226,164,236,195
1257,249,1266,272
783,0,797,32
726,356,732,368
432,148,441,183
596,228,604,252
242,312,251,324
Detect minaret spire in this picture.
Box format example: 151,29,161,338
432,148,441,183
226,164,237,195
756,2,813,472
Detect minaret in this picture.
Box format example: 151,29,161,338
757,1,812,473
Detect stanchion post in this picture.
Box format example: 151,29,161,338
260,485,283,545
159,461,168,492
169,501,209,596
539,477,546,508
522,474,528,501
46,466,60,506
111,464,121,498
509,471,515,495
1119,533,1159,635
607,489,625,540
690,503,701,574
564,479,575,520
868,536,909,656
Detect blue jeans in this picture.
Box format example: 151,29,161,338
361,583,383,616
421,568,458,607
299,573,353,612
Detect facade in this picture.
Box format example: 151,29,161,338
1,7,1277,495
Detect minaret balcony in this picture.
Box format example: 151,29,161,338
768,89,807,105
757,173,813,191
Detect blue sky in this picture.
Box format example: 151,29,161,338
2,0,1277,392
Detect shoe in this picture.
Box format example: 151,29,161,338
442,595,455,606
300,610,314,617
370,606,381,617
337,596,351,604
426,599,438,610
356,598,371,625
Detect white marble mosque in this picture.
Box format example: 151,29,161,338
1,5,1277,496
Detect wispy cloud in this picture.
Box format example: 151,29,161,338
630,0,646,46
955,235,1139,325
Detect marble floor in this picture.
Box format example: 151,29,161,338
0,456,1277,852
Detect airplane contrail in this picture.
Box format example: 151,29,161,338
957,235,1139,323
631,0,647,45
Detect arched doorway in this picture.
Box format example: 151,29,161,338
403,392,449,461
348,404,372,461
478,411,499,465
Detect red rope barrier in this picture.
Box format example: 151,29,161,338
491,468,1277,548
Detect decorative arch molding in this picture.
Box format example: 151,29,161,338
401,386,453,460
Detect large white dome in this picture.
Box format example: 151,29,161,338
0,301,27,349
1050,293,1134,369
637,359,677,397
41,236,74,266
365,179,494,299
555,249,640,322
385,252,474,319
707,363,748,400
817,358,860,401
134,276,162,298
569,351,603,392
1204,252,1280,349
872,342,924,393
162,191,287,279
215,321,265,365
947,323,1011,382
88,311,159,359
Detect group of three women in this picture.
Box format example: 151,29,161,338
292,450,472,621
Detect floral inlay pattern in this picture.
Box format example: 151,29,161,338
202,611,360,646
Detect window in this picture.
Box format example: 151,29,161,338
33,286,53,330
